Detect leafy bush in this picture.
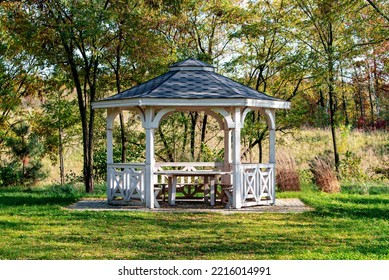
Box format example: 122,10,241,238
93,146,123,182
339,151,366,181
299,169,313,184
64,170,84,185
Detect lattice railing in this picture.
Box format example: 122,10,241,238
241,163,275,206
107,163,145,203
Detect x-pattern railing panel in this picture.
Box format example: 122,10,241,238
242,163,274,206
107,164,145,203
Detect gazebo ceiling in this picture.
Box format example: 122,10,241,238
93,58,290,109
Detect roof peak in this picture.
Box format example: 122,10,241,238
169,58,215,72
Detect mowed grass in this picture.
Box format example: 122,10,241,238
0,185,388,260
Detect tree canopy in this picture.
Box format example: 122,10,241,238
0,0,387,190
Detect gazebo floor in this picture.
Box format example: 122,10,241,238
66,198,312,213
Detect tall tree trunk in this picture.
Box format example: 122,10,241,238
86,103,95,193
181,112,188,159
366,64,375,126
59,126,65,185
358,82,365,120
327,23,340,172
342,91,349,126
190,112,198,160
372,55,381,116
340,69,349,126
66,51,94,192
115,25,127,163
198,114,208,161
158,128,174,162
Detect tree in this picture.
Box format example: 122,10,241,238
102,0,173,163
294,0,360,171
224,0,309,161
0,15,39,149
33,75,79,185
366,0,389,22
2,1,119,192
154,0,245,160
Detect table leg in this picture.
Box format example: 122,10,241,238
171,176,177,205
203,176,209,204
223,188,233,209
168,176,175,206
210,175,215,206
154,188,161,208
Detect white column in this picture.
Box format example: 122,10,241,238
106,109,117,203
106,109,117,164
107,128,113,164
269,129,276,164
232,107,242,209
267,109,276,205
144,107,155,209
222,127,232,185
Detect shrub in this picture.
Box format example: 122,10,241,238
1,122,47,187
276,151,300,191
309,156,340,193
0,162,21,186
339,151,366,181
48,184,82,196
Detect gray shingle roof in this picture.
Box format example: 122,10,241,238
102,58,281,101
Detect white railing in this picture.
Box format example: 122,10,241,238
241,163,275,206
107,163,145,204
106,162,274,208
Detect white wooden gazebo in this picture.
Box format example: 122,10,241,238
92,58,290,209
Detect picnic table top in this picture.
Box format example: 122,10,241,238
154,170,231,176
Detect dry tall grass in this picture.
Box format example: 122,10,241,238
276,128,388,182
276,151,300,191
309,156,340,193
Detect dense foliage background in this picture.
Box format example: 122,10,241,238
0,0,387,190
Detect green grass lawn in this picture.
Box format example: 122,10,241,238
0,184,388,260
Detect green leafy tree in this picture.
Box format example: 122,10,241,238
2,1,129,192
33,77,79,185
226,0,309,161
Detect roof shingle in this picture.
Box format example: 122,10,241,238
103,58,280,102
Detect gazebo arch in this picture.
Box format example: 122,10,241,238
92,58,290,209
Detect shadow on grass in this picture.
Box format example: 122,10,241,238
117,217,371,260
0,186,81,207
301,194,389,220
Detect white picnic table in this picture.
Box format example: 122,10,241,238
155,170,231,206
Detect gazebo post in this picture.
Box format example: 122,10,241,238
268,111,276,205
106,108,121,204
264,109,276,205
222,125,232,185
232,107,242,209
144,107,155,208
106,110,114,165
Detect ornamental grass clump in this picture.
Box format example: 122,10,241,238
309,156,340,193
276,151,300,191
